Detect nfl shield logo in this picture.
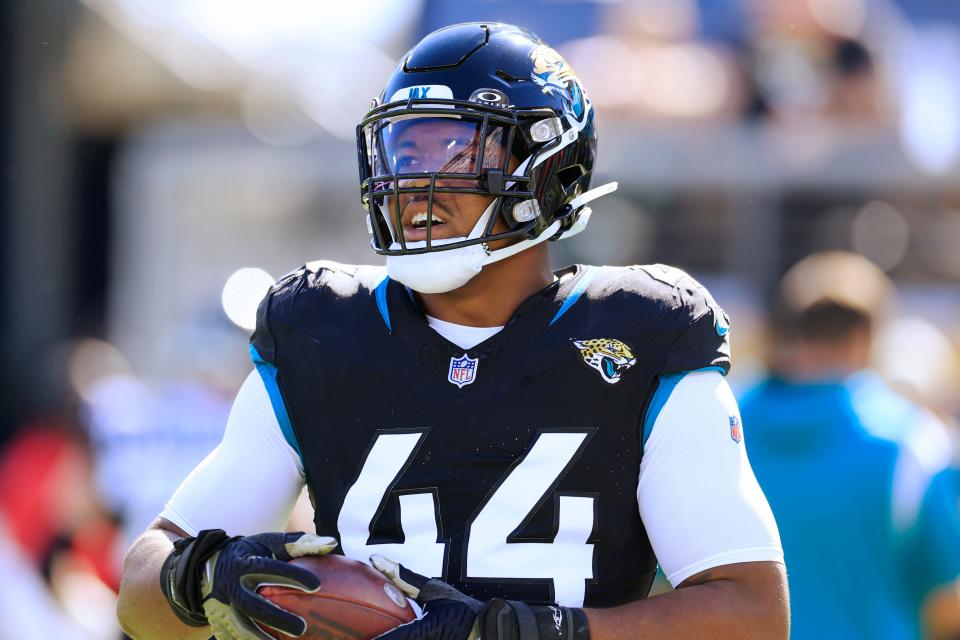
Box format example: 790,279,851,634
729,415,743,443
448,354,478,388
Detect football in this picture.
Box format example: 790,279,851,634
257,555,416,640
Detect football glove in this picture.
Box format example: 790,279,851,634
370,555,591,640
160,528,338,640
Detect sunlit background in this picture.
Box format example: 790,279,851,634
3,0,960,637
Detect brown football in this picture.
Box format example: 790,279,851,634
257,555,416,640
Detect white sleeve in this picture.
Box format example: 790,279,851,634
638,370,783,587
160,370,306,536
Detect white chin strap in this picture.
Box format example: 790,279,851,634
385,182,617,294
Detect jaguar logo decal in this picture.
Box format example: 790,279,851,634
572,338,638,384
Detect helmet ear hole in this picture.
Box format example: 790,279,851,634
556,165,587,194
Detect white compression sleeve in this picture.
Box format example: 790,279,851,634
160,370,305,536
638,371,783,587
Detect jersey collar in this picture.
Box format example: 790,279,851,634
380,265,592,395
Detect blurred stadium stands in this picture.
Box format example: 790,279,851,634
2,0,960,637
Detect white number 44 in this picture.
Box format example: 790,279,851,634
338,431,595,607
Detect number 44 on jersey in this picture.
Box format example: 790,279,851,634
337,431,596,607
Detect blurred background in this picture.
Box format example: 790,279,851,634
3,0,960,637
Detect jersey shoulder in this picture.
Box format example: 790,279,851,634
584,263,729,331
584,263,732,375
251,260,385,362
268,260,383,314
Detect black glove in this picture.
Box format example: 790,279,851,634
370,555,590,640
160,528,337,640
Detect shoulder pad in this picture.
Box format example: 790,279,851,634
250,260,385,364
633,264,731,374
635,264,725,322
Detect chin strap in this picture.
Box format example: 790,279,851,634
557,181,618,240
482,220,562,265
484,181,618,262
568,181,618,212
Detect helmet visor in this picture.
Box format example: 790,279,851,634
365,116,510,177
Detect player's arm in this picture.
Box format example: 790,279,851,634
369,559,786,640
117,517,210,640
117,371,314,640
584,561,787,639
580,370,788,639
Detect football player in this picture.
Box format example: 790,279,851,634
117,23,788,640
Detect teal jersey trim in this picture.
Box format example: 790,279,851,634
694,365,727,375
642,373,686,450
641,366,728,450
375,275,392,331
248,343,303,463
550,266,598,326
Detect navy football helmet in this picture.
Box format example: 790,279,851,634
357,22,615,256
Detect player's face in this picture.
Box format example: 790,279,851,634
375,118,516,243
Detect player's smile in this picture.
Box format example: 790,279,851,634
399,196,456,242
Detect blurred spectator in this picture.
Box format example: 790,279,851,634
0,411,120,638
76,334,235,550
825,37,885,121
740,252,960,640
565,0,744,122
0,515,106,639
874,316,960,420
734,0,897,128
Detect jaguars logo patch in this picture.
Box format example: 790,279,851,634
572,338,637,385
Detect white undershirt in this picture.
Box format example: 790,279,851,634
425,315,503,349
162,327,782,593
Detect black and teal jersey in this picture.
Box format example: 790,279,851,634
249,260,730,607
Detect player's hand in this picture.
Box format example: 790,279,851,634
370,554,483,640
160,528,338,640
369,555,591,640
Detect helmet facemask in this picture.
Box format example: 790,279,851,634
357,98,569,256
